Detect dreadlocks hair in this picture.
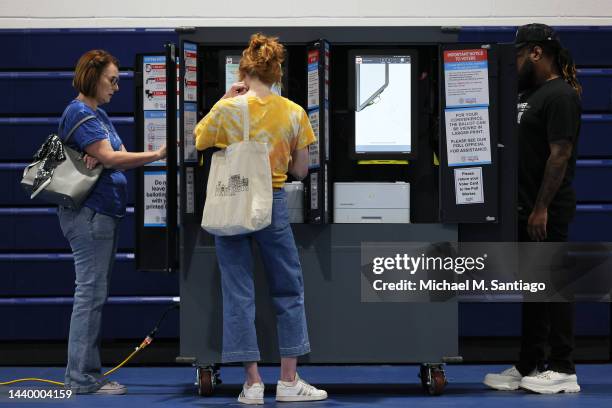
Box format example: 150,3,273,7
557,47,582,97
530,41,582,97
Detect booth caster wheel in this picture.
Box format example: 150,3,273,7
419,363,447,396
196,365,221,396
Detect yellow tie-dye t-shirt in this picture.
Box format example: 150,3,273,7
194,94,316,188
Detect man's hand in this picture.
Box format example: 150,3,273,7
529,141,572,241
223,81,248,99
528,207,548,241
82,154,99,170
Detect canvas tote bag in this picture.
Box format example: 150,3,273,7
201,95,273,236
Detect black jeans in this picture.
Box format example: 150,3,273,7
516,218,576,375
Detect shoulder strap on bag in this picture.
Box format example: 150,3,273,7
238,95,250,142
62,115,97,144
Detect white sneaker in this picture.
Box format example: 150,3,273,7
276,373,327,402
94,381,127,395
483,366,538,391
237,382,265,405
519,370,580,394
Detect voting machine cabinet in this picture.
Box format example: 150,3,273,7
133,27,517,396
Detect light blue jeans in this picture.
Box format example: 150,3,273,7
58,205,120,393
215,189,311,363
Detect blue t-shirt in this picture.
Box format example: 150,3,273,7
59,99,128,218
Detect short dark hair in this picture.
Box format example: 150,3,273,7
73,50,119,97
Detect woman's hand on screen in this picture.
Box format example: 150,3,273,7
156,144,167,160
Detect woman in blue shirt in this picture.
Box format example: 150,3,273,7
58,49,166,395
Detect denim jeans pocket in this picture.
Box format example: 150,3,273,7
270,197,289,230
91,212,116,240
58,206,77,239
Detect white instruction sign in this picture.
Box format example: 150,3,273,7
308,109,320,168
445,107,491,167
144,111,166,166
183,103,198,163
143,56,166,111
307,50,319,109
454,167,484,205
310,172,318,210
144,110,181,166
444,49,489,108
184,43,198,102
186,167,195,214
144,171,166,226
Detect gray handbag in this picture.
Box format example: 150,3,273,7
21,115,103,209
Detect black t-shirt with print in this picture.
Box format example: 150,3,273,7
517,78,581,223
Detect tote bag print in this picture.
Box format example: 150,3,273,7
201,96,272,235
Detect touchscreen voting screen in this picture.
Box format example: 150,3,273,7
224,55,282,96
354,54,414,156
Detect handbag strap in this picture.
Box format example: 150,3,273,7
238,95,250,142
61,115,97,144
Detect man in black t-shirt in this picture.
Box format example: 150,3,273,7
517,70,581,229
484,23,582,394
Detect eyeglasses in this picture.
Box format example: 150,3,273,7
106,75,120,87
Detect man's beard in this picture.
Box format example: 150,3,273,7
518,59,537,92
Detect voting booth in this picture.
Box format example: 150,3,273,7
133,27,518,396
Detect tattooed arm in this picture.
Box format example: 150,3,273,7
528,141,573,241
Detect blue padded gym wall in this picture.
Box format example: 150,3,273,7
0,27,609,360
0,29,180,342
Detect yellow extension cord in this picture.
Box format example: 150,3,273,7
0,336,153,387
